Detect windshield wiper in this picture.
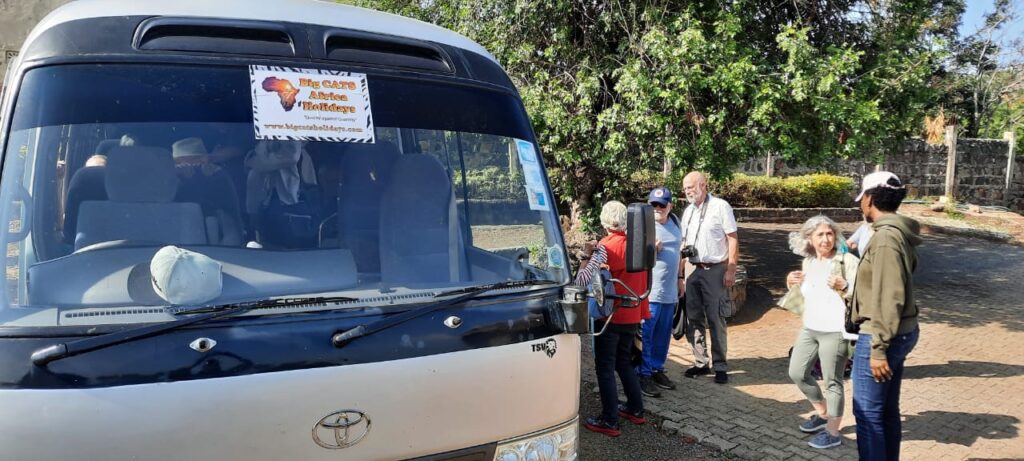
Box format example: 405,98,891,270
431,279,558,299
332,280,559,348
168,296,357,315
30,296,357,366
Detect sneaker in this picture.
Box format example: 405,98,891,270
651,370,676,390
684,365,711,378
583,416,621,437
808,430,842,449
617,404,646,425
713,371,728,384
799,414,829,433
639,375,662,398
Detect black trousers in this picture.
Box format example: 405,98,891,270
593,322,643,424
685,263,729,371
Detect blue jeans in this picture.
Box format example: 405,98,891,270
853,327,919,461
593,322,643,424
639,302,676,376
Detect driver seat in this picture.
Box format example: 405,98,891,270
378,154,466,287
74,146,207,250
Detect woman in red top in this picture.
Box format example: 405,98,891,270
576,201,651,437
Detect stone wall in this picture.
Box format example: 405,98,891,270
0,0,73,83
947,138,1013,205
737,136,1017,210
1009,156,1024,211
733,207,862,223
876,139,949,199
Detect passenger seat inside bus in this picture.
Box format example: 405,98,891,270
378,154,466,287
337,141,399,273
74,146,207,250
63,139,119,245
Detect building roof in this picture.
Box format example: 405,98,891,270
24,0,496,62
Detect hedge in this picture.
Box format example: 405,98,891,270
463,168,856,209
712,174,856,208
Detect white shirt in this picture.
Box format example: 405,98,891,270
680,194,737,264
800,257,858,339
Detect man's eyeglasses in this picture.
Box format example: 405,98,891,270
650,202,668,209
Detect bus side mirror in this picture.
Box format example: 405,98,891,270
625,203,655,273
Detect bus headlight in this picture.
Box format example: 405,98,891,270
494,419,577,461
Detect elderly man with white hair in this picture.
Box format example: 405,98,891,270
680,171,738,384
575,200,651,438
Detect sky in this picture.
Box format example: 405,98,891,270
959,0,1023,62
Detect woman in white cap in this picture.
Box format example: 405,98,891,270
849,171,921,461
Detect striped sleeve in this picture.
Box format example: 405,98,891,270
573,244,608,287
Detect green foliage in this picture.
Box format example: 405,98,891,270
712,175,788,208
339,0,960,227
458,166,520,201
783,174,858,208
713,174,855,208
934,0,1020,141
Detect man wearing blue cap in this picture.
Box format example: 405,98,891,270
638,186,683,397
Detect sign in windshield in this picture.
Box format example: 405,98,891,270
250,65,375,143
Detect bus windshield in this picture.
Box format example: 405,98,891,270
0,63,568,328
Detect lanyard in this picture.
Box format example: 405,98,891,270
683,198,709,247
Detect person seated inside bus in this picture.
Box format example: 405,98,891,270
171,137,245,246
63,139,120,245
204,125,252,206
244,140,320,249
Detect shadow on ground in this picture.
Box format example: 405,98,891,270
913,234,1024,332
903,361,1024,380
578,223,1024,460
578,342,730,460
902,411,1020,446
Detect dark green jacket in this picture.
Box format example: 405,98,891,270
851,213,922,359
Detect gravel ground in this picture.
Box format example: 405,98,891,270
577,340,730,461
471,225,546,250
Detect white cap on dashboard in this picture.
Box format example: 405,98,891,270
150,245,223,305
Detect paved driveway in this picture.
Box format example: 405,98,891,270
580,222,1024,460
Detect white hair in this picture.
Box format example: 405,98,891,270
600,201,628,231
788,215,845,258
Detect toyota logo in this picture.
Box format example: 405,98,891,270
312,410,371,449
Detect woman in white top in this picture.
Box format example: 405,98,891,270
784,215,858,449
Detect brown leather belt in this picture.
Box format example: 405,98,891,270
693,261,725,270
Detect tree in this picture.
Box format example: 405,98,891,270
341,0,959,230
939,0,1021,140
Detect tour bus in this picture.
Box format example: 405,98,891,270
0,1,654,460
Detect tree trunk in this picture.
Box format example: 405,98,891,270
563,165,601,268
567,165,600,233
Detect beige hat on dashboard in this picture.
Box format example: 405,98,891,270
150,245,223,305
